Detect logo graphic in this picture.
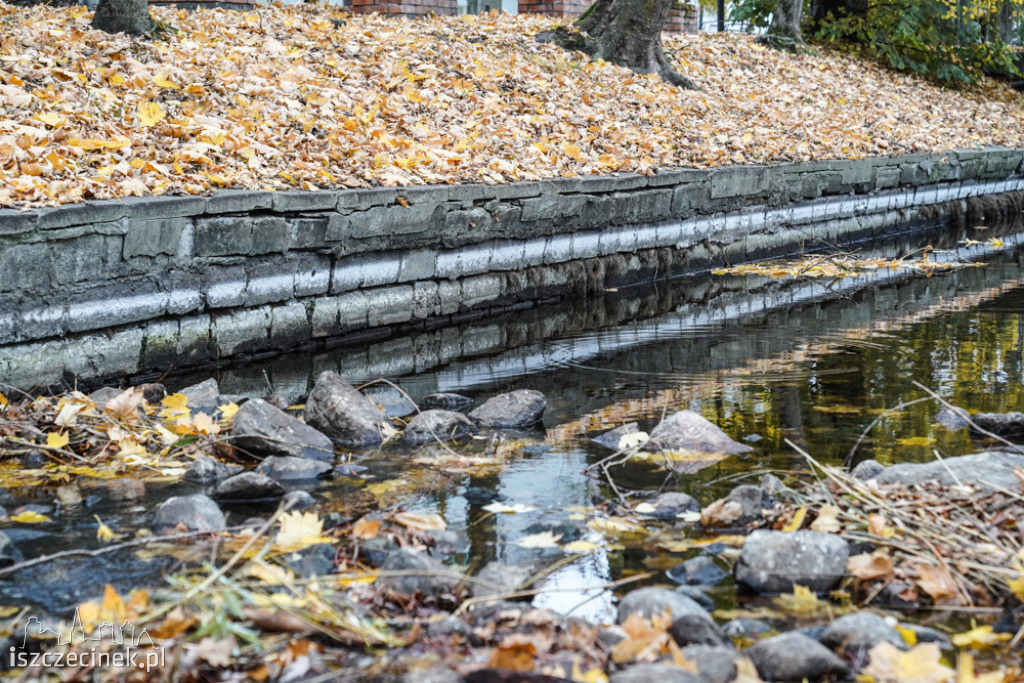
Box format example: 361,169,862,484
10,608,164,672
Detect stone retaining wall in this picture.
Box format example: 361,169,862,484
2,148,1023,386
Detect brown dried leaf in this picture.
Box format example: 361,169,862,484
848,550,895,581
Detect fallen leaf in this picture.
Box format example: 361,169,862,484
137,101,166,127
951,624,1011,649
516,531,562,549
862,642,953,683
916,563,960,603
848,549,895,581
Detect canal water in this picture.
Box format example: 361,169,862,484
6,213,1024,627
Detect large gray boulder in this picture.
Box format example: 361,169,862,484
875,451,1024,491
642,410,752,454
745,632,850,681
232,398,335,461
304,372,394,448
469,389,546,428
405,410,479,446
616,587,714,625
735,530,848,593
154,494,225,532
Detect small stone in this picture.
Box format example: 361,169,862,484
87,386,123,411
678,645,744,683
851,459,886,480
178,378,222,416
421,392,473,411
472,561,533,598
281,490,316,511
725,484,762,522
232,398,335,462
876,451,1024,491
642,410,752,454
935,405,970,431
142,383,167,404
405,410,479,446
468,389,546,428
745,632,851,681
592,422,644,450
820,612,908,654
666,556,727,587
283,543,336,578
380,548,458,597
214,472,286,502
760,473,785,495
735,530,849,594
670,616,732,648
609,663,700,683
675,585,715,611
616,587,714,625
722,618,773,637
304,371,394,448
183,455,239,486
970,411,1024,438
256,456,332,482
645,491,698,519
19,450,47,468
154,494,225,532
743,433,763,443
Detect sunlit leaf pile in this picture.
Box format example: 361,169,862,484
1,3,1024,207
712,249,987,279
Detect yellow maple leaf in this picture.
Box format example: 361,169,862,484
773,584,825,614
46,431,69,450
0,393,7,408
137,101,166,127
275,511,333,552
94,515,124,543
863,642,953,682
560,142,584,162
36,113,66,127
217,402,239,424
951,625,1011,649
10,511,51,523
159,393,190,422
154,72,179,89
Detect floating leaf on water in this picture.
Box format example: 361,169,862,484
812,404,863,415
94,515,123,543
563,540,601,553
482,502,537,514
588,517,647,536
895,436,935,447
516,531,562,549
10,511,51,523
391,511,447,532
772,584,825,615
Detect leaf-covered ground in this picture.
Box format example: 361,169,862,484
1,3,1023,207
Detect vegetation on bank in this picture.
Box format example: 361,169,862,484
0,3,1023,207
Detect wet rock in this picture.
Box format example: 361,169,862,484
422,393,473,411
107,479,145,501
675,585,715,611
745,632,851,681
262,393,291,410
425,616,481,646
154,494,225,532
232,398,335,462
641,410,752,454
667,556,728,587
463,487,499,506
183,455,239,486
472,561,533,598
679,645,744,683
760,473,785,496
725,484,762,522
87,386,123,411
179,378,222,416
592,422,644,450
851,459,886,480
256,455,332,482
468,389,546,429
820,612,907,654
214,472,286,502
364,386,417,418
380,548,458,597
283,543,336,578
281,490,316,511
523,512,584,543
645,491,699,519
142,383,167,404
357,536,396,567
670,616,732,648
0,531,24,567
722,618,773,637
405,410,479,446
735,530,849,593
616,587,714,625
401,666,465,683
19,449,47,468
304,372,393,448
935,405,970,431
875,451,1024,491
970,411,1024,438
425,529,466,558
609,663,700,683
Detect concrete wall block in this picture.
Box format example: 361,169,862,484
413,281,439,319
337,187,398,212
176,314,215,365
841,159,875,188
250,216,289,255
124,216,187,258
366,286,414,326
66,279,167,334
336,290,369,328
270,301,310,345
671,181,709,216
610,188,674,225
112,196,207,220
437,280,461,315
311,296,340,338
293,253,332,297
461,274,502,308
202,264,248,308
17,305,66,341
437,243,491,279
271,191,339,213
521,193,588,222
875,167,901,190
521,237,548,267
359,252,403,287
289,216,329,250
573,231,601,260
634,225,659,250
543,233,574,264
245,270,295,307
330,259,362,294
710,167,769,199
399,249,437,282
195,216,253,256
488,240,527,271
140,319,181,368
441,206,495,246
0,242,50,292
52,234,112,285
213,308,271,356
206,190,273,214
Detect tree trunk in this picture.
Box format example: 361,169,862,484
541,0,697,89
91,0,154,36
766,0,804,44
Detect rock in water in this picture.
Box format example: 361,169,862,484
405,410,479,446
183,455,240,485
214,473,286,502
820,612,908,655
616,587,714,624
380,548,458,597
970,411,1024,438
670,616,732,648
178,378,222,416
735,530,849,593
422,392,473,410
232,398,335,461
304,371,394,448
256,456,332,482
935,405,970,431
154,494,225,531
641,410,752,454
469,389,546,428
592,422,644,450
0,531,23,566
745,632,851,681
875,451,1024,491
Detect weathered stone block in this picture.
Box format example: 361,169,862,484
18,305,66,340
213,308,271,356
366,286,413,326
65,279,167,333
245,271,295,306
53,234,109,285
270,191,339,213
710,167,769,199
311,296,340,337
398,249,436,282
875,167,901,190
610,189,674,225
270,302,310,346
337,290,369,328
202,264,248,308
112,196,206,220
0,242,50,292
195,216,252,256
36,202,126,230
176,314,215,365
336,187,398,212
413,281,439,319
520,194,588,222
250,216,289,254
205,190,272,214
461,274,502,308
293,253,331,297
124,216,187,258
671,181,708,216
437,280,460,315
289,217,329,249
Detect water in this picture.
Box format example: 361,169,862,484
8,216,1024,626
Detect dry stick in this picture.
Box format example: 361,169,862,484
0,525,255,579
910,380,1024,458
844,396,934,468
